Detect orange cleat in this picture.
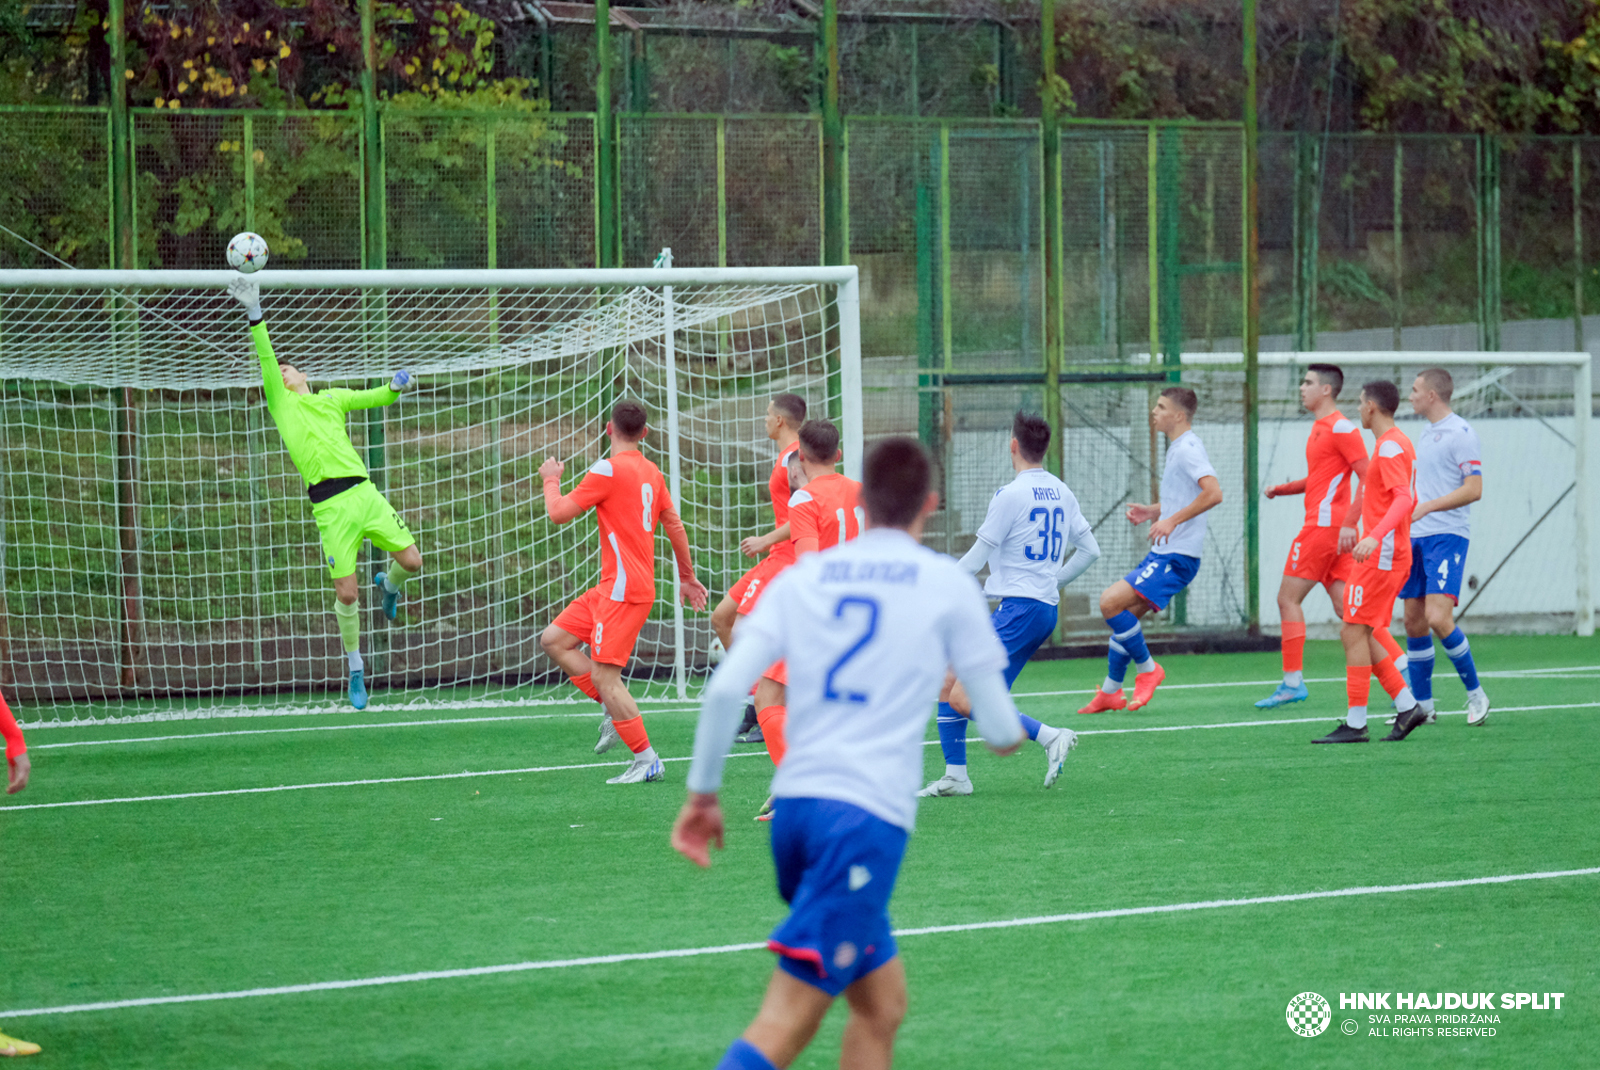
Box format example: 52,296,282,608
1127,663,1166,710
1077,689,1127,715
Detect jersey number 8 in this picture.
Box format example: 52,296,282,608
640,483,655,532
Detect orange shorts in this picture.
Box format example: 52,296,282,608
1342,560,1409,629
1284,524,1352,586
763,659,787,686
553,587,653,667
730,553,791,616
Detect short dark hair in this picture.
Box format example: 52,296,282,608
772,393,807,425
1361,379,1400,415
1307,362,1345,398
1012,410,1051,463
862,436,931,528
1417,367,1454,403
611,399,648,438
1160,385,1198,418
797,418,841,464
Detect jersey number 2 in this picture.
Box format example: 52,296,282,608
1025,507,1065,562
824,596,879,705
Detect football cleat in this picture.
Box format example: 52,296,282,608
594,713,621,755
1312,721,1369,744
1465,690,1491,726
1255,682,1309,709
606,755,665,784
1385,708,1436,726
374,572,398,621
1077,689,1127,715
917,774,974,797
755,795,776,822
1043,728,1078,788
1127,663,1166,711
1381,706,1430,742
348,669,368,710
0,1030,41,1057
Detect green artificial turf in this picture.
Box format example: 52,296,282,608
2,635,1597,1068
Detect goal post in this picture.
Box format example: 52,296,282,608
0,265,863,722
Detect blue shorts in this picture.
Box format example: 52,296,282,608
1399,534,1470,603
1123,551,1201,611
767,797,909,997
992,597,1059,687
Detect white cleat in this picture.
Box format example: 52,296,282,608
594,713,621,755
606,755,665,784
917,774,973,797
1043,728,1078,788
1466,691,1491,726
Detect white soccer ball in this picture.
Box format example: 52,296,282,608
226,231,269,273
708,637,726,665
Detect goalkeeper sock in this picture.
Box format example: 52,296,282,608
935,702,968,766
612,715,652,755
334,599,361,657
758,705,787,766
383,562,417,594
570,672,602,703
1407,635,1436,704
1442,628,1480,690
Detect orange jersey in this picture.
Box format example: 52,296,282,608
1302,410,1368,527
1360,427,1416,573
565,450,673,603
766,444,800,566
788,471,863,552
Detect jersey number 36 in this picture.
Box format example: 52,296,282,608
1025,506,1066,563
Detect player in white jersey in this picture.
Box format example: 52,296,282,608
1393,367,1489,726
673,437,1026,1070
920,411,1100,797
1081,386,1223,714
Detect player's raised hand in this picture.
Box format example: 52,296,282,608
226,277,262,319
7,753,30,794
1352,535,1378,563
672,793,726,868
538,457,565,484
389,369,413,393
681,575,709,611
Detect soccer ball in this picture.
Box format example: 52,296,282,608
708,637,726,665
226,232,269,273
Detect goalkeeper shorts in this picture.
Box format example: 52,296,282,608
311,480,416,579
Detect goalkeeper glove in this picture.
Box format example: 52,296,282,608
389,369,413,393
227,277,263,321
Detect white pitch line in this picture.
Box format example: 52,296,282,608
1071,701,1600,736
27,713,607,752
5,865,1595,1019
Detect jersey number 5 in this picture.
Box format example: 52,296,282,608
824,596,879,705
1025,506,1066,563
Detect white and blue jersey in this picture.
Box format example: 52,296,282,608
972,468,1095,607
1401,413,1481,603
1124,429,1214,608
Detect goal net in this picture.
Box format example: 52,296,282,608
0,265,863,723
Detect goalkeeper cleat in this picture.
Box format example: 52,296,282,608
348,669,368,710
1312,721,1369,744
1077,689,1127,715
0,1031,41,1057
1466,690,1491,726
594,714,621,755
1127,663,1166,711
1043,728,1078,788
1381,706,1430,742
606,755,665,784
374,573,398,621
1255,682,1309,709
755,795,776,822
917,774,973,797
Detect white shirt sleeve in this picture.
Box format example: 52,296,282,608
1183,439,1218,483
1454,426,1483,477
942,570,1010,682
959,668,1026,750
973,487,1016,548
957,537,995,575
686,579,788,794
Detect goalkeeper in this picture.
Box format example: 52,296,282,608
229,278,423,710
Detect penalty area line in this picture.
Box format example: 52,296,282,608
6,866,1596,1019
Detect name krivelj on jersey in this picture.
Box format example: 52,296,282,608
1030,486,1062,501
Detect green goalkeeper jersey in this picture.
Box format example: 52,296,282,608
252,321,399,489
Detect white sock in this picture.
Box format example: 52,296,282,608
348,650,363,672
1135,658,1156,674
1034,725,1060,747
944,764,969,781
1347,706,1368,729
1284,670,1304,688
1394,685,1416,709
1395,653,1410,675
636,746,659,764
1467,686,1486,701
1420,698,1435,713
1101,676,1122,694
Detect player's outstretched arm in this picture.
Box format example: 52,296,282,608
659,507,709,610
955,537,995,575
1125,502,1161,525
1265,478,1307,499
230,278,286,405
740,522,790,559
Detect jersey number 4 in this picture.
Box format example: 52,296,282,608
824,596,879,705
1025,506,1066,563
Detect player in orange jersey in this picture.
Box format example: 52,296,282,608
539,399,709,783
712,393,808,743
1314,380,1427,744
0,689,41,1057
1257,363,1370,708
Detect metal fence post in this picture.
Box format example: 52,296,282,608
822,0,844,420
1293,133,1319,353
596,0,617,267
1393,139,1404,350
1575,142,1585,354
1041,0,1064,477
1243,0,1262,634
1477,135,1501,351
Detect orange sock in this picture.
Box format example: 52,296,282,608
1346,665,1371,709
1372,657,1407,700
611,715,651,755
1281,620,1306,674
1373,628,1404,669
758,705,787,766
570,672,601,703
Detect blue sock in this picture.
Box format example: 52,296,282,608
936,702,968,766
1019,714,1044,741
1107,638,1131,684
1442,628,1480,690
1107,611,1150,664
1407,636,1435,704
716,1038,778,1070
